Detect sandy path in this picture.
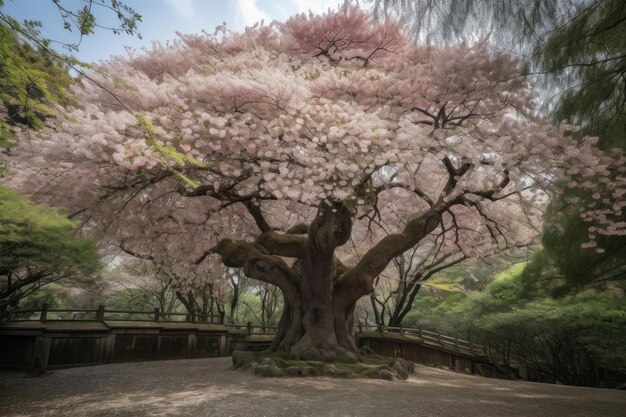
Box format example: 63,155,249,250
0,357,624,417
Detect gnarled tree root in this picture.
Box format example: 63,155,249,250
232,347,415,381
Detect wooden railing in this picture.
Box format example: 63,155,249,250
357,324,486,356
2,305,281,334
3,303,224,324
224,323,279,334
2,305,485,355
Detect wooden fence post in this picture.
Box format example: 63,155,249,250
247,321,252,334
96,305,105,321
153,308,160,322
40,303,48,321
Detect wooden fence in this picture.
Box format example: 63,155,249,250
1,304,494,376
358,325,487,357
3,305,486,352
4,303,224,324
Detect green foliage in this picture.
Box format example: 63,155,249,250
16,282,76,310
400,260,519,333
536,0,626,287
0,0,143,148
538,0,625,149
138,113,211,188
542,205,626,288
483,263,527,302
473,290,626,382
238,289,283,329
0,186,101,310
0,18,74,146
53,0,142,44
3,0,143,51
0,186,99,273
77,6,96,36
402,261,626,386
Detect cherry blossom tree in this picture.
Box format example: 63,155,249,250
367,242,468,328
11,7,624,362
110,193,257,322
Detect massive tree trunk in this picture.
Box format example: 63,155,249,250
215,201,442,362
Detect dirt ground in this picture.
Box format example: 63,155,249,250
0,357,624,417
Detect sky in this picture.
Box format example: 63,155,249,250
3,0,346,62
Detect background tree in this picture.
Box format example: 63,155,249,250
223,267,250,324
10,8,622,362
366,244,534,327
118,233,229,321
0,20,73,148
0,1,142,311
0,186,101,315
106,194,262,322
384,257,626,387
240,282,283,331
364,231,468,327
101,262,180,317
0,0,141,149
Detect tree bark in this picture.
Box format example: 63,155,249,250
215,203,444,362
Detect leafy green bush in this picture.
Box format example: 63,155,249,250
0,186,101,313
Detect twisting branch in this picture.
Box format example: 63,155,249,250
285,223,309,234
242,200,272,233
215,238,301,288
118,241,155,261
335,208,443,303
255,231,307,259
471,169,512,201
440,155,472,198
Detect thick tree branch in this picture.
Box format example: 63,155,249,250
308,201,354,251
215,238,301,289
285,223,309,234
255,231,307,259
334,208,442,302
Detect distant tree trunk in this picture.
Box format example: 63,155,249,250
387,283,422,327
226,268,246,323
370,293,383,327
175,290,195,319
257,284,280,331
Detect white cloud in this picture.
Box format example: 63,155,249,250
263,0,345,23
234,0,271,30
163,0,195,22
290,0,343,15
231,0,350,32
